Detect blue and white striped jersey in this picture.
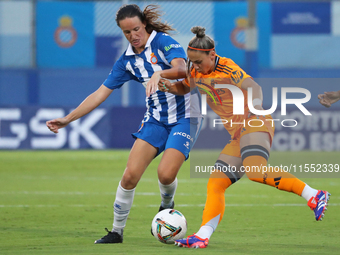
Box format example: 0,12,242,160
103,31,198,124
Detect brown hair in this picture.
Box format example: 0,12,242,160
116,4,175,34
187,26,215,76
188,26,215,53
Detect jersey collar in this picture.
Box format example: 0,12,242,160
213,55,220,72
125,30,157,56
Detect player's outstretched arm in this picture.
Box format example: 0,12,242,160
318,90,340,108
46,84,113,133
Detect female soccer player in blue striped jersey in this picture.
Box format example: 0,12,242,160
46,4,202,244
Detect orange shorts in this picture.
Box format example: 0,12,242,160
221,115,275,158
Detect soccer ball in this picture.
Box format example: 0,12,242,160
151,209,187,244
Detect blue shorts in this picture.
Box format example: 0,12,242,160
132,115,202,159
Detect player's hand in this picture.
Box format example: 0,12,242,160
146,71,161,97
158,79,171,93
318,91,340,108
46,117,70,134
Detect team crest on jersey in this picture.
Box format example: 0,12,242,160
231,70,244,84
150,53,158,64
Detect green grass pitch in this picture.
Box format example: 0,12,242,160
0,150,339,255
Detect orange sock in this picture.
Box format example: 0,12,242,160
201,171,232,228
243,155,306,196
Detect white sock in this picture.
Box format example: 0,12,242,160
112,181,135,234
301,184,318,201
196,226,214,240
158,178,177,208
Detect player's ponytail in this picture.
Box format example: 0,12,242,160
188,26,215,53
143,5,175,34
191,26,206,39
187,26,215,76
116,4,175,34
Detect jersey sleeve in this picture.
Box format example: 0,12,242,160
103,55,135,90
183,68,197,87
227,59,252,88
184,78,190,87
158,33,186,64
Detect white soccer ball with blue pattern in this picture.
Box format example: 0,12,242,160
151,209,187,244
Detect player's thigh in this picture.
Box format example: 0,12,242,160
121,139,158,189
157,118,192,184
157,148,186,185
239,115,274,152
217,153,242,169
211,140,244,179
239,132,271,152
132,116,169,157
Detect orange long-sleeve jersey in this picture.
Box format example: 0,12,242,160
184,55,253,139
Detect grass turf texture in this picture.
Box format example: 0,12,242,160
0,150,339,255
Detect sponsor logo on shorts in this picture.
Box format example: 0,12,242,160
173,132,193,142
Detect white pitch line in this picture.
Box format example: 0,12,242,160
0,203,338,208
18,176,213,183
0,191,339,200
0,191,205,196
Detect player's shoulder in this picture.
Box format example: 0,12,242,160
216,56,238,68
215,55,244,75
154,32,170,43
156,32,172,39
155,32,181,48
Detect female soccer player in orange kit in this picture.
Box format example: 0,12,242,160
159,26,331,249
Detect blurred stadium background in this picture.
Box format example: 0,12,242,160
0,0,339,151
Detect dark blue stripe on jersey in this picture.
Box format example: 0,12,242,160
158,91,168,123
213,56,220,71
175,95,186,121
148,95,155,117
217,64,232,72
143,57,155,78
128,57,144,82
216,66,232,74
216,65,232,72
215,68,230,75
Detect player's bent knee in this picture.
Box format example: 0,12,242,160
158,174,176,185
121,169,140,189
214,160,242,184
157,164,179,185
